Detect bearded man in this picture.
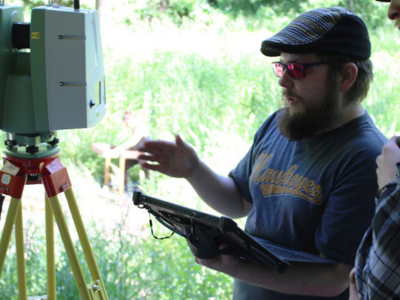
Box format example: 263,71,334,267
137,7,387,300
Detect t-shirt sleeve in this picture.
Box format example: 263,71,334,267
229,145,254,203
315,148,378,265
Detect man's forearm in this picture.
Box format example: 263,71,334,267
232,261,351,296
186,160,252,218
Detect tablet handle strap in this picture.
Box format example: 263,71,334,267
148,212,175,240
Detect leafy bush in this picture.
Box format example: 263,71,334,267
1,207,233,299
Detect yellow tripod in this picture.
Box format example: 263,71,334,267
0,149,108,300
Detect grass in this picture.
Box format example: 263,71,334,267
0,166,234,299
1,212,234,299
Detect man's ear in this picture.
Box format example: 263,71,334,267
339,62,358,92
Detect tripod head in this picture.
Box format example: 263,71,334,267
0,1,106,159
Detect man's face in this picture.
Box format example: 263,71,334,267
276,53,343,140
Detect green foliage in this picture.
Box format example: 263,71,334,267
0,213,233,299
169,0,199,18
208,0,389,30
5,0,390,29
330,0,388,28
209,0,303,18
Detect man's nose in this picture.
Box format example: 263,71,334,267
278,70,294,88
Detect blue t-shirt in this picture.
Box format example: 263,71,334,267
229,110,386,300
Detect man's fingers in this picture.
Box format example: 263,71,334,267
139,162,161,171
139,140,176,152
137,154,160,162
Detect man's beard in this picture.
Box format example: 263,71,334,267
277,84,343,141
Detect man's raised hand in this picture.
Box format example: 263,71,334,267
138,135,200,179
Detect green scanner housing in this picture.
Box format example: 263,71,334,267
0,4,106,157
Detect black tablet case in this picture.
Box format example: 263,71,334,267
133,191,337,274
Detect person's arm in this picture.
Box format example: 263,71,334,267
138,135,252,218
195,252,352,297
353,187,400,300
353,136,400,300
186,159,252,218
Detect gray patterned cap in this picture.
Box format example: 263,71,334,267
261,7,371,60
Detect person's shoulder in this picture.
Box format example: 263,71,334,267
341,132,385,160
322,115,385,165
359,112,387,139
342,112,387,150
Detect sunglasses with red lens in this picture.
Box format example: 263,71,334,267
271,61,335,79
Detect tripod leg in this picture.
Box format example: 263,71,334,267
0,197,21,278
64,188,108,299
47,194,92,300
46,195,56,300
15,199,27,300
